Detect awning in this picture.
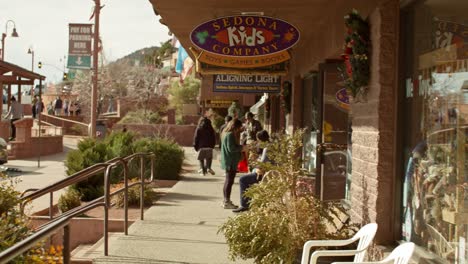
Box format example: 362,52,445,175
250,93,268,115
0,60,46,85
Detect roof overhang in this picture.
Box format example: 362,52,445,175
149,0,383,74
0,60,46,85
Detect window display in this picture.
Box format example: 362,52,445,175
401,1,468,263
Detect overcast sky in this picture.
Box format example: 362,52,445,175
0,0,170,84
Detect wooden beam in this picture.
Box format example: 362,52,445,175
0,76,17,82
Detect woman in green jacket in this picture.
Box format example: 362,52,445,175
220,119,244,209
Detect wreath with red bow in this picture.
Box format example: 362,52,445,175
342,10,370,98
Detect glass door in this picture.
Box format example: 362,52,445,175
316,62,351,201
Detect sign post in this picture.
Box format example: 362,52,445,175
67,23,93,69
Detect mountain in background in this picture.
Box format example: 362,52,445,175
111,46,160,66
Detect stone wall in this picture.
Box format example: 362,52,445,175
349,0,399,244
9,136,63,159
30,216,132,251
112,124,197,147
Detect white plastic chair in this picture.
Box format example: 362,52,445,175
301,223,378,264
331,242,415,264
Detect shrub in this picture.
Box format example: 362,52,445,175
65,132,184,200
133,137,184,180
58,189,81,213
119,110,162,124
219,130,357,264
70,124,88,135
65,138,108,201
0,174,63,263
112,182,156,208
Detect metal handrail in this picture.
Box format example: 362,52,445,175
1,152,155,264
41,113,88,128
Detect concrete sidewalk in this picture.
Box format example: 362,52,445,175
5,136,80,213
94,147,253,264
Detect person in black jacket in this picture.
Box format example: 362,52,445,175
193,117,216,175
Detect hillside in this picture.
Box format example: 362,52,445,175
111,46,160,66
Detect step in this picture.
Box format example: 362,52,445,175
71,232,122,264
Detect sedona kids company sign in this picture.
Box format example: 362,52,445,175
190,15,299,68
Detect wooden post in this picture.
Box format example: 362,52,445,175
17,77,21,103
90,0,101,138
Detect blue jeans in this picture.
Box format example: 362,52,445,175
239,172,259,208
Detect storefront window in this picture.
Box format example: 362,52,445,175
401,1,468,262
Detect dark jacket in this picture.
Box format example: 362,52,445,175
193,127,216,151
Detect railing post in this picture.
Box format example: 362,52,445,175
63,224,70,264
49,192,54,219
150,154,155,182
140,155,144,221
123,160,129,236
104,165,111,256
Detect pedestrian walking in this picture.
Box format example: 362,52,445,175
193,117,216,176
63,99,69,116
69,101,76,116
54,96,63,115
220,119,244,209
35,97,44,115
3,96,23,140
31,95,38,118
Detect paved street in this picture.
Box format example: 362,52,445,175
5,135,80,213
93,148,253,264
6,138,252,263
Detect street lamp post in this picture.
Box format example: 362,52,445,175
1,20,19,61
27,48,34,72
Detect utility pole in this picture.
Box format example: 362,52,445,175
90,0,101,138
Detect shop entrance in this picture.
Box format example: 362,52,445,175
314,62,351,201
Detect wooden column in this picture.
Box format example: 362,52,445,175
0,81,2,116
17,77,21,103
7,84,11,108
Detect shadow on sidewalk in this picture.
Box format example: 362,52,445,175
117,234,226,245
96,255,205,264
180,176,220,182
155,192,218,204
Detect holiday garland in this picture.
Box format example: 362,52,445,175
281,81,292,114
342,9,370,98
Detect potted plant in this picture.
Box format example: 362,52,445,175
219,129,357,264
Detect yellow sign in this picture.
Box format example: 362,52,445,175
198,50,290,68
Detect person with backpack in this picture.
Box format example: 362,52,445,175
193,117,216,176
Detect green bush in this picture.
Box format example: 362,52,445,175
65,132,184,200
112,183,156,208
219,130,357,264
133,137,184,180
65,137,109,201
0,174,40,263
118,110,163,124
58,188,81,213
0,177,21,216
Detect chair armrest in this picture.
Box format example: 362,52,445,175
309,249,363,264
331,262,384,264
301,238,358,264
